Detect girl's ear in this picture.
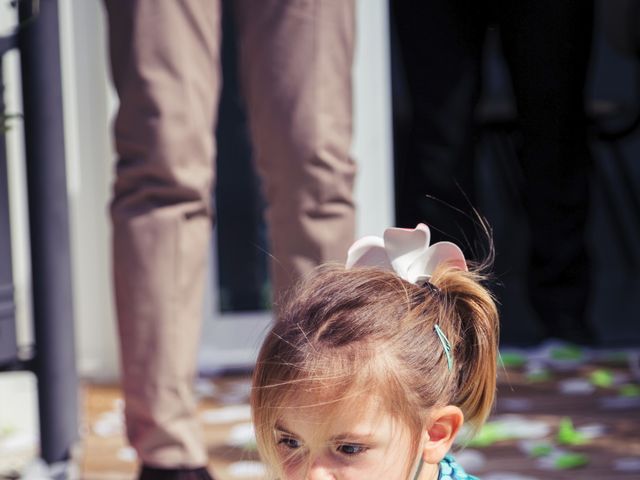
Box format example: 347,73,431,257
421,406,464,465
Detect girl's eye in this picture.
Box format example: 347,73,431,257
336,443,368,456
278,436,302,450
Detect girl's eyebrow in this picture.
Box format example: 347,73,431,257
331,432,376,443
275,423,376,443
274,423,297,436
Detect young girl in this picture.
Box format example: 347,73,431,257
251,224,498,479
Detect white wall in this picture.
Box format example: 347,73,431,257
352,0,395,237
58,0,119,380
6,0,395,380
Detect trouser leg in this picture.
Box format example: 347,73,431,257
499,0,595,342
104,0,221,466
392,0,487,254
234,0,357,303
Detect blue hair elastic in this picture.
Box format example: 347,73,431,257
434,324,453,372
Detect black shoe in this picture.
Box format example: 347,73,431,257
139,466,215,480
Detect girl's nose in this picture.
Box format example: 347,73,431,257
306,458,336,480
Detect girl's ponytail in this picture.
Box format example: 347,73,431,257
430,264,499,431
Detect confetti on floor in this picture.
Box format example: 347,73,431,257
2,343,639,479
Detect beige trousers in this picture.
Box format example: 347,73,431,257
104,0,356,468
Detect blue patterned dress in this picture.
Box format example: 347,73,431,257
438,454,480,480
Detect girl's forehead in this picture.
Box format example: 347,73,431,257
272,357,407,423
277,393,408,440
280,374,382,412
284,389,382,413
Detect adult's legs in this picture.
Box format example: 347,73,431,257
392,0,487,254
234,0,357,302
105,0,221,467
498,0,595,343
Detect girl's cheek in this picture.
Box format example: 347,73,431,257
282,464,307,480
280,454,307,480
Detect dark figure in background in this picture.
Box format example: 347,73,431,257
393,0,595,344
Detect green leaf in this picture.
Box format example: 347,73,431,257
467,423,509,447
529,442,553,458
619,384,640,398
557,417,587,446
589,369,614,388
499,352,526,368
554,452,589,469
550,345,584,361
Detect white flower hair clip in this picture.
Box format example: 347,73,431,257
346,223,465,373
345,223,468,286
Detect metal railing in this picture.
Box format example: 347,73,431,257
0,0,78,469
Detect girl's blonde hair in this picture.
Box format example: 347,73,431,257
251,262,499,473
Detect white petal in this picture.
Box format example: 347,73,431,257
345,236,392,270
383,224,431,280
422,242,469,275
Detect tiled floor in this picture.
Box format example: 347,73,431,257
2,344,640,479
